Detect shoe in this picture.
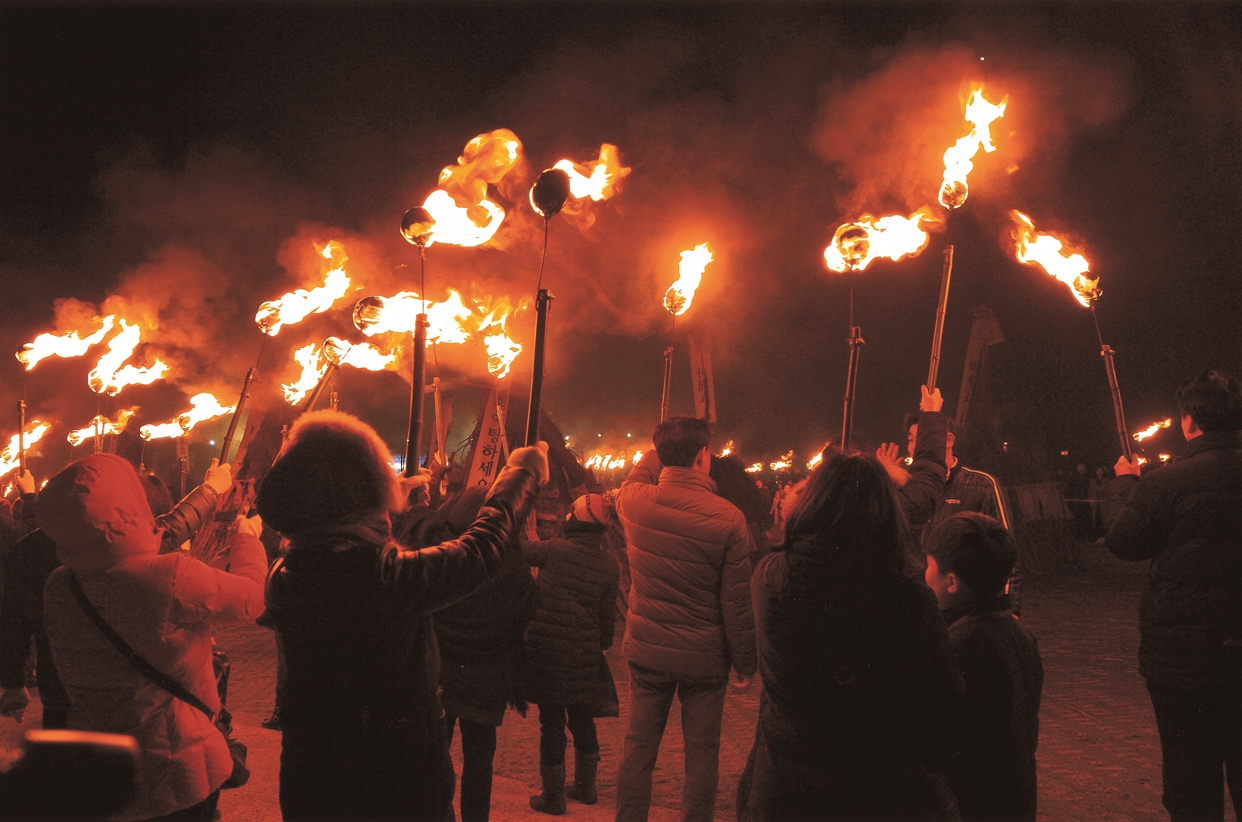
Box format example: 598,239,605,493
565,751,599,805
261,708,282,731
529,763,566,815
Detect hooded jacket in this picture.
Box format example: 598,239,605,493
39,454,266,821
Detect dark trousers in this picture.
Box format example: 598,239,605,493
1147,676,1242,821
536,703,599,766
614,663,729,822
446,714,498,822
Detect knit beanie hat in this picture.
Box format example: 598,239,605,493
256,410,406,536
568,493,610,525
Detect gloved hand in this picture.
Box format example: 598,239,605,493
506,442,550,486
919,385,944,413
15,470,35,496
204,459,233,495
236,512,263,539
0,687,29,722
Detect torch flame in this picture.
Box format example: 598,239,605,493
664,243,714,316
420,129,523,248
256,265,352,336
1133,418,1173,442
67,409,137,447
324,337,400,372
718,440,734,458
18,315,116,371
632,449,643,465
807,452,823,471
1159,453,1171,463
1010,210,1100,307
282,344,328,405
140,393,235,441
584,453,631,472
939,87,1008,209
553,144,631,203
824,208,935,272
0,422,51,478
87,320,170,395
745,462,763,474
356,291,474,344
770,450,795,471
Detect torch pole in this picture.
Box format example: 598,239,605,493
17,400,26,475
926,245,954,392
1091,303,1132,460
303,362,340,414
219,366,257,464
841,325,865,449
525,289,553,446
404,314,429,477
433,376,446,467
660,346,675,423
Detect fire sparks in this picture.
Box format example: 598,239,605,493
354,291,474,344
140,393,235,440
420,129,522,247
282,344,328,405
1133,418,1173,442
323,337,399,371
67,409,137,447
1010,211,1101,307
87,320,170,395
553,144,631,203
256,264,352,336
664,243,714,316
939,87,1007,209
718,440,734,458
824,209,935,272
770,450,795,471
17,315,116,371
0,422,50,477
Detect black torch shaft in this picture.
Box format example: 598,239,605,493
1091,303,1132,460
303,362,340,413
927,245,955,392
404,314,429,477
219,366,257,464
841,326,865,449
525,289,553,447
17,400,26,475
660,345,675,423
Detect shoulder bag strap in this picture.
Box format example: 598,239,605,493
66,572,215,721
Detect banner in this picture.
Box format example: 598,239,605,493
955,305,1004,431
466,386,510,489
687,331,717,423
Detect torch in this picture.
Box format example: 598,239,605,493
16,400,25,476
400,206,436,476
525,168,571,446
1092,304,1133,460
660,244,714,422
926,245,955,392
219,362,258,464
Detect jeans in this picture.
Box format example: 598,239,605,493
537,703,599,766
446,714,498,822
614,663,728,822
1147,675,1242,821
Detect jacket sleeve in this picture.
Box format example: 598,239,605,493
1104,474,1164,561
378,463,539,614
0,541,35,689
169,531,268,625
521,538,549,568
721,518,758,677
899,411,948,526
157,484,219,554
599,571,618,651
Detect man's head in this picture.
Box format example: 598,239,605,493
1176,369,1242,440
924,512,1014,610
904,411,955,462
653,416,711,472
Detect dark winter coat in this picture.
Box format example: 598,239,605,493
899,411,950,528
1104,428,1242,689
522,520,619,713
264,463,539,822
739,541,962,821
942,598,1043,822
923,464,1011,542
617,452,756,680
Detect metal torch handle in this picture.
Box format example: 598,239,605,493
841,326,865,449
927,245,954,392
17,400,26,475
1100,345,1132,460
525,290,553,447
404,314,429,477
660,346,674,423
219,367,256,464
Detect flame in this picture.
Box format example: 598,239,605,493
807,452,823,471
67,408,137,447
324,337,399,372
1010,211,1100,307
256,265,352,336
664,243,714,316
0,422,51,478
17,315,116,371
282,344,328,405
553,144,631,203
770,450,795,471
357,291,474,344
478,301,522,379
1133,418,1173,442
1159,453,1171,463
140,393,235,440
584,453,631,472
1136,455,1148,466
718,440,734,458
824,208,935,272
632,449,643,465
421,129,522,247
939,87,1008,209
745,462,763,474
87,320,170,395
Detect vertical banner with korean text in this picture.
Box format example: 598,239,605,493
467,386,510,488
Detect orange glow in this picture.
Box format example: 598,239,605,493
632,449,643,465
356,290,474,344
770,450,794,471
256,265,352,336
664,243,714,316
283,344,328,405
421,129,522,247
1010,211,1100,307
745,462,763,474
584,453,631,472
824,208,935,272
553,144,631,203
478,302,522,379
88,320,170,395
807,452,823,471
0,422,51,477
17,315,116,371
939,87,1008,209
718,440,734,458
323,337,399,371
140,393,235,440
1133,418,1173,442
67,409,137,447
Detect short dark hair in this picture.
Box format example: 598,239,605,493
903,411,954,435
925,512,1014,598
141,473,173,517
1177,369,1242,432
652,416,711,468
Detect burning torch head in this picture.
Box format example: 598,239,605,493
833,223,871,270
352,296,387,334
938,180,968,210
529,168,571,219
400,207,436,247
322,336,351,366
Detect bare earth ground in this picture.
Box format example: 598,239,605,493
6,539,1232,821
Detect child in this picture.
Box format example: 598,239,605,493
925,512,1044,821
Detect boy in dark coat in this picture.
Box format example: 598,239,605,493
925,512,1044,821
522,493,620,815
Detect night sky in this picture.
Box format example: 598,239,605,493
2,1,1239,484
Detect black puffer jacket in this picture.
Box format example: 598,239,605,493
522,521,619,713
1105,429,1242,689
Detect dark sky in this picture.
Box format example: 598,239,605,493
2,1,1239,481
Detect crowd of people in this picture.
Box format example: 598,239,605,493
0,367,1236,822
